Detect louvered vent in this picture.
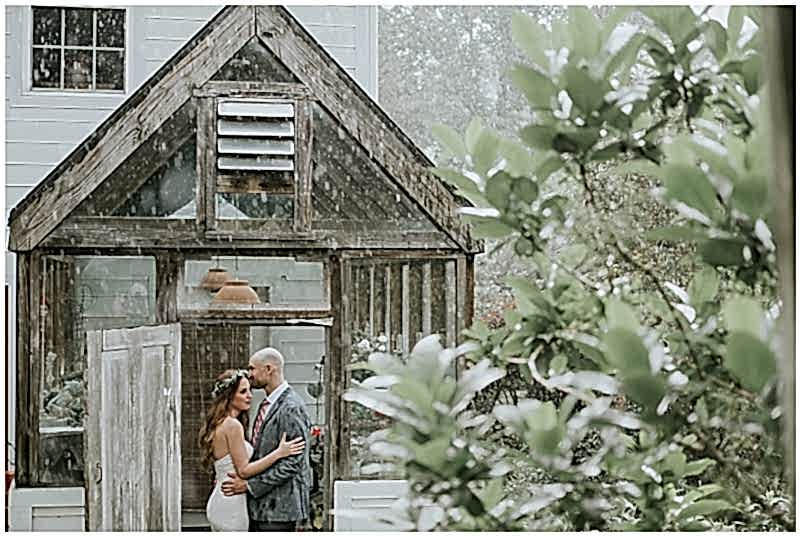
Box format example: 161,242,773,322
216,99,295,174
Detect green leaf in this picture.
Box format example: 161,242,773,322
511,12,549,68
606,298,640,331
677,499,735,521
472,130,500,176
549,354,568,375
684,458,716,477
645,225,709,242
534,153,564,180
704,20,727,62
520,124,557,151
604,33,645,79
722,295,763,338
513,177,540,204
485,172,514,210
464,216,515,239
623,373,666,412
603,328,650,376
699,238,747,266
727,7,745,49
731,179,768,220
661,164,724,222
563,63,609,114
599,6,634,46
640,6,697,46
465,117,484,154
740,54,761,95
432,124,467,161
567,6,601,60
414,436,451,471
498,138,536,177
662,450,687,478
506,276,558,317
431,168,486,206
478,478,506,510
526,402,562,454
688,265,719,307
510,65,558,109
725,333,776,392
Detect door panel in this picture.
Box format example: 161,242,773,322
85,323,181,531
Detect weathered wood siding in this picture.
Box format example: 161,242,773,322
4,5,378,218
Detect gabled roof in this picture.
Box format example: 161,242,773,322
8,6,478,253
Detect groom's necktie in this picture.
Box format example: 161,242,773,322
251,398,270,445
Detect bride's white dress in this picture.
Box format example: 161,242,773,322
206,442,253,531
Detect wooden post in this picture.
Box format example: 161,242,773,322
294,99,313,233
384,265,391,349
323,255,347,531
368,265,375,337
421,262,432,336
401,264,410,354
445,260,456,348
196,96,216,232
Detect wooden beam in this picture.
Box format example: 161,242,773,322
44,217,458,250
422,262,432,336
193,80,311,99
294,99,313,232
255,7,478,254
178,308,332,321
156,253,181,324
14,254,32,486
9,6,255,252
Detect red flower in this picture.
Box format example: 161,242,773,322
311,426,323,437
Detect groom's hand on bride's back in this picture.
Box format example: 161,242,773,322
221,473,248,496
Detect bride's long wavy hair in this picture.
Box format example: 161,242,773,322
198,369,251,471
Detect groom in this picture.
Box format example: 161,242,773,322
222,347,312,531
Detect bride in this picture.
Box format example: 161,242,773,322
199,369,305,531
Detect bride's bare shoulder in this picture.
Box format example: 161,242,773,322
220,416,245,433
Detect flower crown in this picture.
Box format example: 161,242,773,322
212,369,249,398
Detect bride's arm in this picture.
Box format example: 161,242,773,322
224,420,304,479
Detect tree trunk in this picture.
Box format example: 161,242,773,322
763,6,795,503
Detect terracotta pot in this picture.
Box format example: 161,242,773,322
5,471,13,494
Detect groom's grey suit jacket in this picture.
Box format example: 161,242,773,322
246,385,312,524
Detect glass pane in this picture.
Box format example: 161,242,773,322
97,9,125,48
216,192,293,220
249,326,326,425
64,8,93,46
114,141,196,217
32,7,61,46
96,50,124,90
64,49,93,90
38,255,156,485
32,48,61,88
180,256,328,310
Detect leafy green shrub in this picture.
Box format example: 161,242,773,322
344,6,792,531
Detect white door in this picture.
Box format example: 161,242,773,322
84,323,181,531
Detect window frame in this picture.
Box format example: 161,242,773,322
27,6,129,95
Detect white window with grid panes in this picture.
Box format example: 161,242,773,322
31,6,126,92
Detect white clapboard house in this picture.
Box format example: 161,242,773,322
4,4,478,531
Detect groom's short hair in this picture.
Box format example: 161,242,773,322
252,347,285,372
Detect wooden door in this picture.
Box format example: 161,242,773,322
84,323,181,531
